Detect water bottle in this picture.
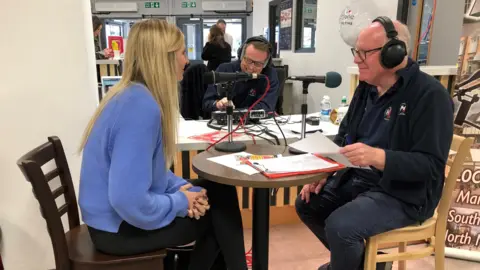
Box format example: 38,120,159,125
341,96,348,107
320,95,332,122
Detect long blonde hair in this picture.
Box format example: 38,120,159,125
79,19,184,169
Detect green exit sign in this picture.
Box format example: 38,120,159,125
304,8,313,13
181,1,196,8
145,2,160,8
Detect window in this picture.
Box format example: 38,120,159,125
295,0,317,52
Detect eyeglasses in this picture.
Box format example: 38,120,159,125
243,56,265,68
350,47,382,61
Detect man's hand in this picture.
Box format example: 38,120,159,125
215,98,235,110
339,143,386,170
216,97,228,110
300,178,327,203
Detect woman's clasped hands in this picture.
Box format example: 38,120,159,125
180,183,210,220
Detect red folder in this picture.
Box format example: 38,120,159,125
242,154,345,179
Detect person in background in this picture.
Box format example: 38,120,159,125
78,19,247,270
202,25,232,71
295,17,453,270
202,36,279,114
92,16,113,60
216,19,233,47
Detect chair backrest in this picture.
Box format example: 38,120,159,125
274,65,287,97
17,136,80,270
274,65,288,114
180,63,210,120
436,135,473,232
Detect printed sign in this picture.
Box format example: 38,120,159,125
145,2,160,8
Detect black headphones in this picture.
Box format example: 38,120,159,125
237,36,273,68
372,16,407,69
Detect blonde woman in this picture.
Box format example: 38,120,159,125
78,19,247,270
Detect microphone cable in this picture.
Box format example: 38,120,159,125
206,77,271,151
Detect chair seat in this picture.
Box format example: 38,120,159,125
373,216,437,243
66,224,166,265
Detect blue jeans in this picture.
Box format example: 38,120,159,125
295,175,416,270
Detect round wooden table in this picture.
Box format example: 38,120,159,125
192,144,329,270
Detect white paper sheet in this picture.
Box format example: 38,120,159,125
250,153,339,173
207,152,259,175
288,132,370,170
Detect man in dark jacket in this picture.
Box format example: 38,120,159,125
295,18,453,270
202,37,279,113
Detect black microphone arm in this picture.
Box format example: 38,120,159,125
203,71,265,85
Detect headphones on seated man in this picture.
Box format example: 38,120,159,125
237,36,273,68
372,16,407,69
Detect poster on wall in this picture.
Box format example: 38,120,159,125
447,1,480,260
279,0,292,50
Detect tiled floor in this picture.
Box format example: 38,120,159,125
243,223,480,270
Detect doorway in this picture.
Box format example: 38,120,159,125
176,16,247,64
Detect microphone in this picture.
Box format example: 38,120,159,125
203,71,265,85
288,71,342,88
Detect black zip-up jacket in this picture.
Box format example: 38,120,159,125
333,59,454,222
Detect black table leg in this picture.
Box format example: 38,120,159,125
252,188,270,270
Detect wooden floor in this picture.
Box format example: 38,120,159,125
243,223,480,270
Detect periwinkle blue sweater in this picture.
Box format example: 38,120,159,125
79,83,189,233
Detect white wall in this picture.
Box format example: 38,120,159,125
260,0,397,113
0,0,98,269
252,0,270,36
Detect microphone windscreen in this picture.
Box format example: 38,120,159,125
325,71,342,88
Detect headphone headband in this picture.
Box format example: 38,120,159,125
373,16,398,39
238,36,273,68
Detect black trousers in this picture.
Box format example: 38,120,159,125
88,179,247,270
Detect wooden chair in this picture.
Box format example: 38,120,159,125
17,136,166,270
364,135,473,270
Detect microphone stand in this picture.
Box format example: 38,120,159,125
215,82,247,153
288,80,312,155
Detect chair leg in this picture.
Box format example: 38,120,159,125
364,237,378,270
435,239,445,270
398,242,407,270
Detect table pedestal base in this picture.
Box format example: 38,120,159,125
252,188,270,270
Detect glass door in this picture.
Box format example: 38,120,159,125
203,18,245,59
176,18,203,64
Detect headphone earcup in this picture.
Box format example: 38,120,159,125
237,46,243,60
380,39,407,69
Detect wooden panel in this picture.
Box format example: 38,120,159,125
440,75,449,89
248,188,253,210
275,188,284,207
99,65,108,77
173,152,182,177
289,186,298,206
412,0,425,61
349,74,359,100
109,64,116,76
237,186,243,208
189,151,198,179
